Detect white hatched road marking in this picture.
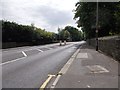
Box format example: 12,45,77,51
86,65,109,73
22,51,27,57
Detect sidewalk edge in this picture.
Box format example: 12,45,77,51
50,46,82,88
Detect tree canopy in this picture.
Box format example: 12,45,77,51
2,20,57,44
74,1,120,39
58,26,83,41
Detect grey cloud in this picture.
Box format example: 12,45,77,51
29,5,73,26
1,1,76,32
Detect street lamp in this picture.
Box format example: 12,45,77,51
96,0,99,51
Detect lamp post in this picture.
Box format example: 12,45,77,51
96,0,98,51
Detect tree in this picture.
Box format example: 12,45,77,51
2,20,57,44
58,26,82,41
64,26,82,41
74,1,120,39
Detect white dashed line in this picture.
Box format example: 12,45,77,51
0,57,26,66
36,49,43,52
22,51,27,57
87,85,91,88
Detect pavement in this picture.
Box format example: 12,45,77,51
47,43,119,89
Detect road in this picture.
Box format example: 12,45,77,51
1,41,84,89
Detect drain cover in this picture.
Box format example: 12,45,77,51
86,65,109,73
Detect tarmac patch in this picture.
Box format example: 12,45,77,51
77,53,88,59
86,65,109,73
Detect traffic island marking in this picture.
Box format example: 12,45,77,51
86,65,109,73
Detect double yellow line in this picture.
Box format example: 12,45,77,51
40,74,56,90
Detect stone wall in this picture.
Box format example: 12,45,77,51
88,36,120,61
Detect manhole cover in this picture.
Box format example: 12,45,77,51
86,65,109,73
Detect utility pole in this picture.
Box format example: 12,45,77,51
96,0,98,51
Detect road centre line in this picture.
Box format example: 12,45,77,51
1,49,42,66
22,51,27,57
1,45,62,66
0,57,26,66
36,49,44,52
1,44,73,66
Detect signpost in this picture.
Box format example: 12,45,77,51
96,0,99,51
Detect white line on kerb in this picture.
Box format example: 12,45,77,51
22,51,27,57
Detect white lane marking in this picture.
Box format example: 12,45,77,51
36,49,43,52
51,75,62,88
0,57,26,66
22,51,27,57
87,85,91,88
59,58,74,74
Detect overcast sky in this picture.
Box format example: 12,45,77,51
1,0,79,33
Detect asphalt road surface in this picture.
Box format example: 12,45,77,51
1,41,85,89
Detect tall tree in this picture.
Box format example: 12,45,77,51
58,26,82,41
64,26,82,41
74,1,120,39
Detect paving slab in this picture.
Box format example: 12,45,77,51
54,44,119,89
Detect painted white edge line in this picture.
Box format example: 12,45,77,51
0,57,26,66
22,51,27,57
50,46,82,89
50,75,61,88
